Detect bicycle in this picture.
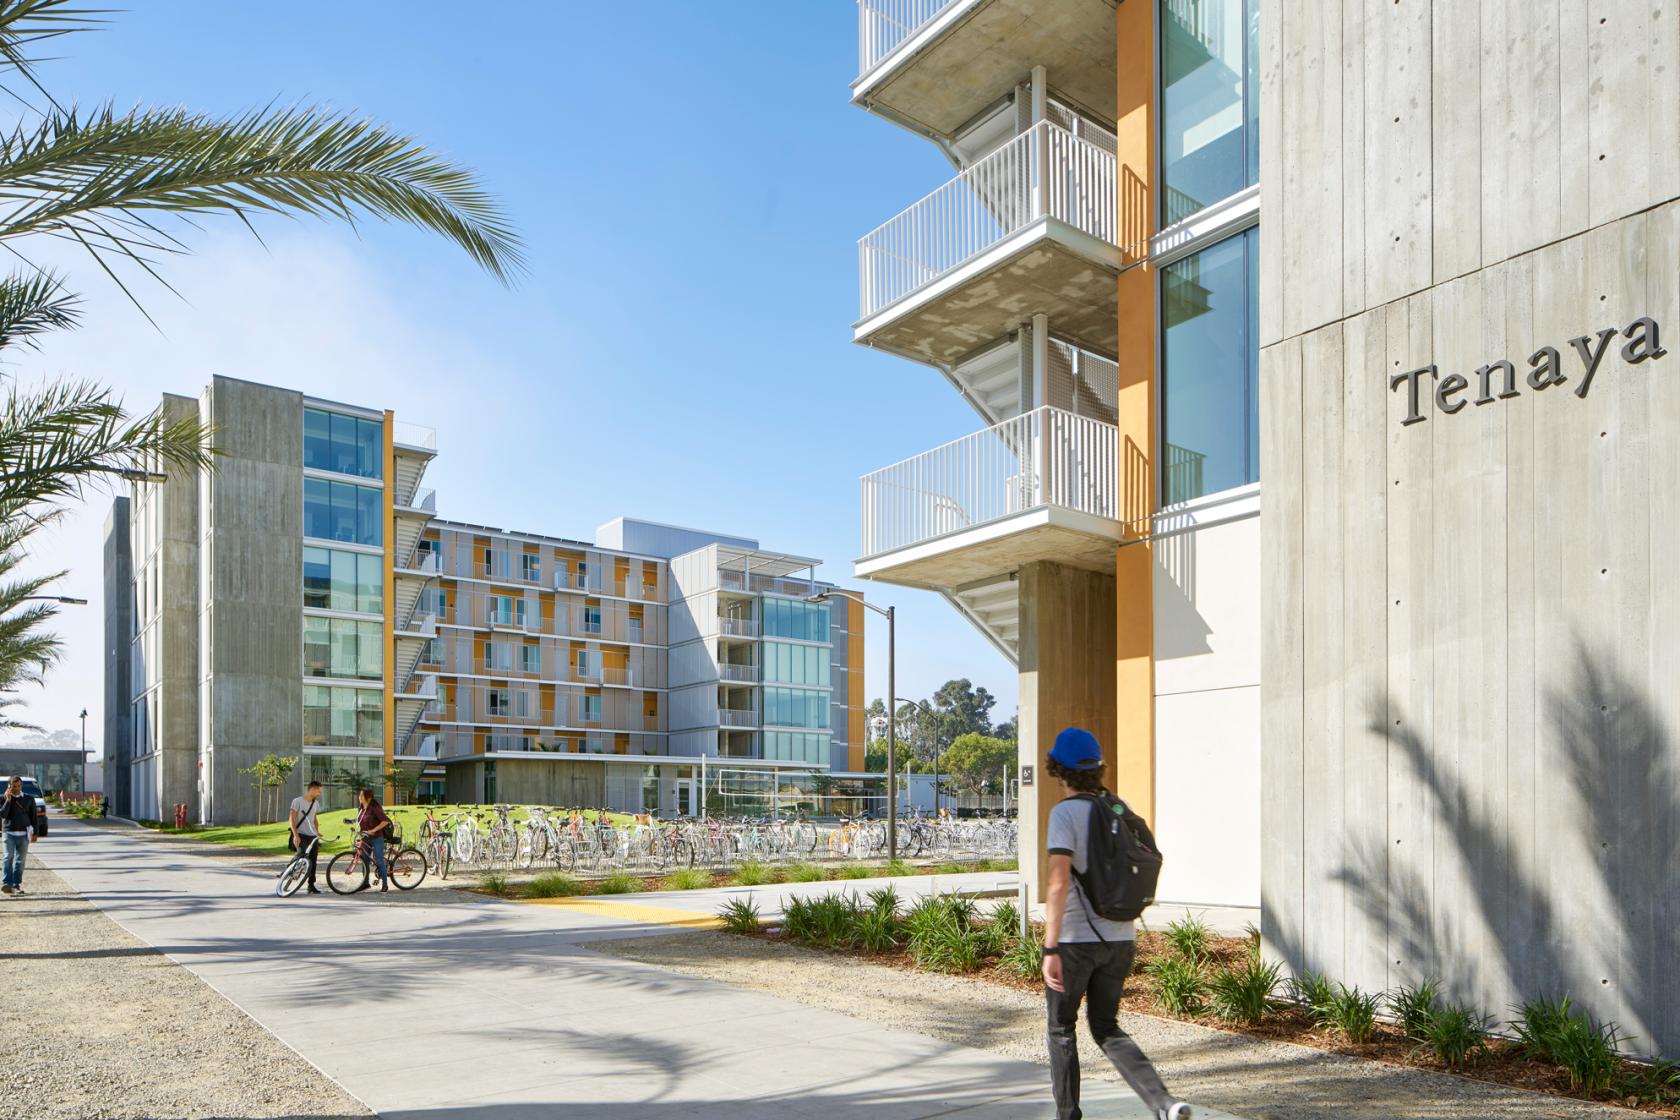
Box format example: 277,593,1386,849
327,828,427,894
418,810,453,879
275,834,321,897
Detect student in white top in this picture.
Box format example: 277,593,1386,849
287,781,324,895
1041,727,1191,1120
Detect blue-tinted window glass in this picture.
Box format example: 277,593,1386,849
304,479,383,546
303,546,331,608
1161,227,1259,504
303,410,332,471
764,686,829,729
762,597,830,642
1162,0,1260,223
303,408,382,479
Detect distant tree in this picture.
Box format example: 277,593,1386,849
992,713,1017,743
931,678,997,740
942,733,1015,807
383,763,421,807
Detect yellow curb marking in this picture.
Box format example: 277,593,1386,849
515,894,721,929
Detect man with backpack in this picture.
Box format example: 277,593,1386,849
1041,726,1192,1120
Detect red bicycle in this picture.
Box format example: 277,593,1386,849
326,828,426,894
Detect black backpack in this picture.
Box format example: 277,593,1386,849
1068,792,1162,923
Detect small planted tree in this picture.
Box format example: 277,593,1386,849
239,753,300,823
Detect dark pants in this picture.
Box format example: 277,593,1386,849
1046,940,1174,1119
300,835,320,888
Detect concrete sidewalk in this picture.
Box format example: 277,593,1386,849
37,820,1244,1120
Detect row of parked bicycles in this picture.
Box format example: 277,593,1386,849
412,806,1018,878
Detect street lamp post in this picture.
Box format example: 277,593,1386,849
806,589,897,860
79,708,88,794
19,596,88,606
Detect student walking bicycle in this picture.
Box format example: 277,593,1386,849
1041,727,1192,1120
276,833,322,897
286,780,325,894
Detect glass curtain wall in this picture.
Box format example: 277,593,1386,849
1159,0,1261,505
1161,0,1259,223
762,597,830,642
303,408,383,479
1161,228,1259,503
304,479,382,546
303,547,382,613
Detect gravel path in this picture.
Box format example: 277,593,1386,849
0,855,371,1120
585,930,1643,1120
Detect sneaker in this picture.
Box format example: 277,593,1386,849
0,886,13,895
306,887,322,895
1159,1105,1193,1120
11,886,23,894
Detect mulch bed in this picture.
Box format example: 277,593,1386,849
742,924,1678,1117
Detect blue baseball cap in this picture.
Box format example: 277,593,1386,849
1048,727,1103,770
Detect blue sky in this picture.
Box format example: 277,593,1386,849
11,2,1018,743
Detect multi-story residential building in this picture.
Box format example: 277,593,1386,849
102,377,862,821
849,0,1261,919
851,0,1680,1059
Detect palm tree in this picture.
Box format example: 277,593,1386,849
0,0,522,716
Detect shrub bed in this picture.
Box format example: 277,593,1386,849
714,904,1680,1116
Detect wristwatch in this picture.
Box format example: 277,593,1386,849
1042,945,1061,956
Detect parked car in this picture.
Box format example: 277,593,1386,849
1,776,48,837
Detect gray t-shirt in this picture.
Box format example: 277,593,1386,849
1047,797,1136,943
289,796,320,837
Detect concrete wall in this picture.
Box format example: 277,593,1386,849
200,377,303,824
1016,560,1116,903
1152,490,1261,909
1262,1,1680,1053
157,395,202,821
102,499,132,818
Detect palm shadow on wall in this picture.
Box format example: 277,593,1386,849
1272,636,1680,1056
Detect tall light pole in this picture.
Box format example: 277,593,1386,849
79,708,88,794
807,589,897,860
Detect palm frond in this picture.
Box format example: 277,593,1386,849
0,551,63,692
0,2,101,112
0,377,214,515
0,102,526,286
0,268,76,348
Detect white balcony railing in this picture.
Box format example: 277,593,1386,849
720,708,759,729
719,617,760,638
393,421,438,451
719,663,758,683
857,0,959,76
859,121,1117,321
399,487,437,513
860,405,1120,558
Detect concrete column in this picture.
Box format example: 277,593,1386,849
1017,561,1116,903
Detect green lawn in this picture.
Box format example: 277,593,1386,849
142,804,631,856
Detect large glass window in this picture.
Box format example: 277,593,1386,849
304,478,382,546
763,640,830,686
761,597,830,643
1162,227,1259,504
305,754,382,812
763,686,829,729
304,617,383,681
763,730,829,765
303,546,382,613
303,407,383,478
303,685,383,749
1162,0,1259,223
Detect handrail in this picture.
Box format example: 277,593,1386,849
859,121,1117,320
859,405,1119,558
856,0,959,76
